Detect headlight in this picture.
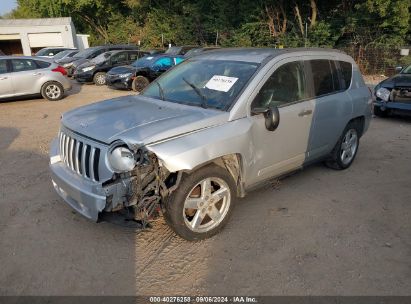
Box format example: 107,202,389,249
63,62,73,68
108,146,136,172
119,73,132,78
376,87,390,102
82,66,95,72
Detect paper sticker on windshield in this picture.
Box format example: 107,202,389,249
205,75,238,92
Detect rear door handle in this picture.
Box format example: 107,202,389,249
298,109,312,117
0,76,8,80
33,72,42,76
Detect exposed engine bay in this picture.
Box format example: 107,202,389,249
102,150,182,228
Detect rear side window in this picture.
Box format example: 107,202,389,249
174,57,184,65
338,61,352,89
0,60,8,74
310,60,334,96
11,59,38,72
34,60,51,69
153,57,172,69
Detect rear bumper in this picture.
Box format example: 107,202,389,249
49,138,106,221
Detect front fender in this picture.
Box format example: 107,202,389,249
145,118,253,174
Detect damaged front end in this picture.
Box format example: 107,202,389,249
102,147,181,227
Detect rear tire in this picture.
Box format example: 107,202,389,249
93,72,107,86
41,81,64,101
163,164,236,241
132,75,150,92
325,121,360,170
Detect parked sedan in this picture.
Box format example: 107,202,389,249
0,56,71,101
59,44,139,76
374,64,411,117
106,54,184,92
74,50,147,85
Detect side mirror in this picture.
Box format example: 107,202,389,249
395,66,403,73
251,106,280,131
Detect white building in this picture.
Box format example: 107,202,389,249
0,17,89,55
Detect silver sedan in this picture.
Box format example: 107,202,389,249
0,56,72,101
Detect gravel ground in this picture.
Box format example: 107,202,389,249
0,81,410,296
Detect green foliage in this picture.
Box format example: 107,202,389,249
6,0,411,50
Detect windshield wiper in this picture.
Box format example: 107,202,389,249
182,77,208,108
155,81,165,101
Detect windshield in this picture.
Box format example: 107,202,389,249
91,52,113,64
142,59,259,111
53,50,74,60
401,64,411,74
131,56,157,68
74,47,99,58
36,48,60,56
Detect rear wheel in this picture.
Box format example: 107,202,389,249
93,72,107,86
132,75,150,92
325,121,360,170
164,164,236,241
41,81,64,101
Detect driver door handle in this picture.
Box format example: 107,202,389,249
0,76,8,80
298,109,312,117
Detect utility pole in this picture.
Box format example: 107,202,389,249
304,22,308,47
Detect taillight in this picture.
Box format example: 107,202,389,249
52,66,67,76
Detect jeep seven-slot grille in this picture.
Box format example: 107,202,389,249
59,131,100,182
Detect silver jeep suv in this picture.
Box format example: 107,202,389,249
49,48,372,241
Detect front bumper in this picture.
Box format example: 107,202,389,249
106,76,132,90
74,71,94,83
374,101,411,112
49,138,106,221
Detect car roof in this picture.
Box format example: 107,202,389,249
0,55,54,61
193,47,347,63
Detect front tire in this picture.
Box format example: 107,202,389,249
132,75,150,92
325,121,360,170
41,81,64,101
93,72,107,86
164,164,236,241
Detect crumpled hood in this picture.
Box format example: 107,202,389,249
61,95,229,145
379,74,411,89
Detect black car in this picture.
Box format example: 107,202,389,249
374,64,411,117
184,47,221,58
74,50,148,85
106,54,184,92
58,44,138,76
165,45,197,55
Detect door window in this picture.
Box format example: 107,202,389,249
129,51,139,61
11,59,38,72
0,60,8,74
111,52,127,64
252,61,307,108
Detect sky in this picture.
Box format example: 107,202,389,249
0,0,17,16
